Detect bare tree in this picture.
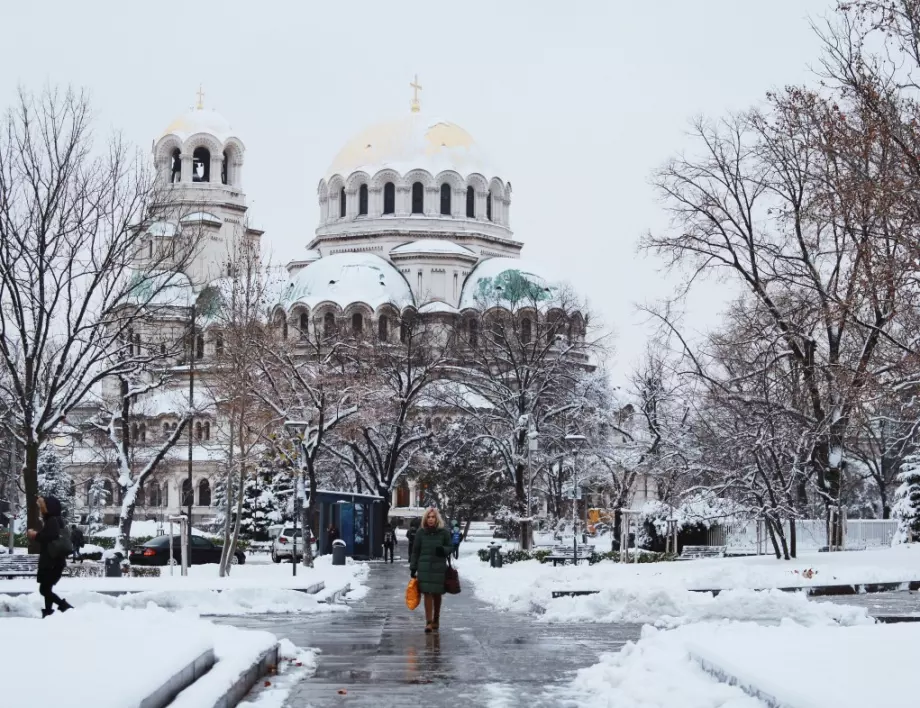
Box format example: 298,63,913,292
0,87,204,546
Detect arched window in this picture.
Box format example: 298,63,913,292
352,312,363,337
466,186,475,217
487,192,493,221
170,148,182,183
396,480,410,507
378,315,388,342
323,312,335,339
204,422,210,441
139,422,146,443
196,421,203,441
148,240,153,258
84,480,93,505
182,479,193,507
103,480,113,504
195,332,204,359
162,482,169,508
400,319,409,344
221,150,229,185
192,147,211,182
131,422,139,442
521,317,532,345
468,319,479,348
136,483,146,507
162,422,170,439
358,184,368,215
440,184,451,215
411,182,424,214
215,332,224,357
383,182,395,214
160,342,166,356
148,483,160,508
198,479,211,507
299,312,309,338
339,187,346,218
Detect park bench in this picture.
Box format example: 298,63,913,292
545,544,596,566
679,545,726,561
0,554,39,578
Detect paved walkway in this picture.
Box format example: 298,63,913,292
220,561,641,706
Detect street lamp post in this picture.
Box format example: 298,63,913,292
564,434,587,563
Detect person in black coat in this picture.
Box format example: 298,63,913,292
383,523,396,563
71,525,85,562
26,496,73,618
406,519,419,556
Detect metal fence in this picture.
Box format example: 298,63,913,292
706,518,899,554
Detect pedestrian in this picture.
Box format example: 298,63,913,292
406,518,419,555
26,496,73,618
70,525,85,563
325,523,339,555
409,507,453,634
450,523,462,559
383,523,396,563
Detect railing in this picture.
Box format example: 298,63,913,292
707,518,899,553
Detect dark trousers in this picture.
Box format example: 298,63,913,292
383,543,394,563
39,581,63,612
453,544,460,559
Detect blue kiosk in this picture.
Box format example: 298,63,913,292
310,489,385,561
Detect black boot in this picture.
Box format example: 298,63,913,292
58,600,73,613
41,609,54,619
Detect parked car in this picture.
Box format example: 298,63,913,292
129,535,245,566
271,526,315,563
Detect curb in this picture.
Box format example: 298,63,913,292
695,580,920,597
0,582,327,599
209,643,280,708
690,649,785,708
139,649,216,708
324,583,352,604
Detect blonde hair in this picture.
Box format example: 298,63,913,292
423,507,445,530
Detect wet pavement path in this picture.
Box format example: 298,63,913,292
219,561,641,706
810,589,920,620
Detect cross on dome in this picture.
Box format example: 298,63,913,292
196,84,205,110
410,74,422,113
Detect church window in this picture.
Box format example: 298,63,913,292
417,270,422,292
204,421,211,441
160,342,166,356
139,422,146,442
281,318,288,340
148,240,153,258
215,332,224,357
127,328,135,355
299,312,309,338
453,273,458,299
383,182,395,214
358,184,368,215
134,332,142,355
440,184,451,215
136,483,146,507
198,479,211,506
162,422,170,439
352,312,363,337
466,186,475,217
468,319,478,348
339,187,346,218
148,483,160,508
195,332,204,359
378,315,388,342
487,193,493,221
170,149,182,183
400,319,409,344
323,312,336,339
411,182,424,214
221,150,229,185
131,422,139,443
182,479,193,507
196,421,203,441
162,482,169,507
192,147,211,182
521,317,532,345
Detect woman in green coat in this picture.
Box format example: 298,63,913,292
410,507,453,633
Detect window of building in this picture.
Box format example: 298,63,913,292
162,482,169,508
411,182,424,214
195,332,204,359
521,317,532,345
466,186,475,217
198,479,211,506
136,484,146,507
352,312,363,337
339,187,346,218
221,150,229,185
468,319,478,348
204,421,210,441
396,480,410,508
148,240,153,258
192,147,210,182
182,479,193,507
299,312,309,337
400,319,409,344
378,315,388,342
170,148,181,183
440,183,451,215
196,421,203,441
215,332,224,357
323,312,335,339
487,192,493,221
358,184,368,215
383,182,395,214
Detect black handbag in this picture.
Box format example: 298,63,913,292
445,556,461,594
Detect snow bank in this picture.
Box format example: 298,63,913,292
0,605,215,708
0,556,368,617
686,623,919,708
237,641,318,708
92,520,216,538
545,625,762,708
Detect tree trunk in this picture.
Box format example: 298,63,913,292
226,418,246,575
116,500,137,558
219,421,236,577
23,440,39,553
789,517,797,559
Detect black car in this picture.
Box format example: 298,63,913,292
129,535,245,566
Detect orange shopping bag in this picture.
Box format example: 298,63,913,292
405,577,420,611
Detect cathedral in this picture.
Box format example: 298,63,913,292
64,84,654,529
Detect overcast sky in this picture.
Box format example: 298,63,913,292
1,0,837,382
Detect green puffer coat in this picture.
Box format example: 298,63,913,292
410,526,453,594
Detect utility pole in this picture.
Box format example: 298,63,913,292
187,302,196,527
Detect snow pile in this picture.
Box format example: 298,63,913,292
92,520,216,538
686,622,919,708
0,605,215,707
545,625,762,708
237,640,318,708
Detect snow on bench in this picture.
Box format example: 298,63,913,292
679,545,726,561
0,554,39,578
545,545,596,566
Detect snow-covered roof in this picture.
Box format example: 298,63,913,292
459,257,560,310
147,220,178,238
278,252,414,312
417,380,493,410
162,107,236,143
325,114,499,181
125,270,194,308
180,211,222,226
134,387,216,417
419,301,460,316
390,239,476,258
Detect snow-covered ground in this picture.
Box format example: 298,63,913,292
0,604,277,707
0,556,368,617
92,520,217,538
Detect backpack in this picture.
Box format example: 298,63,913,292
49,519,73,559
384,531,394,544
451,530,461,544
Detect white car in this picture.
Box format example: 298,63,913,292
270,526,314,563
